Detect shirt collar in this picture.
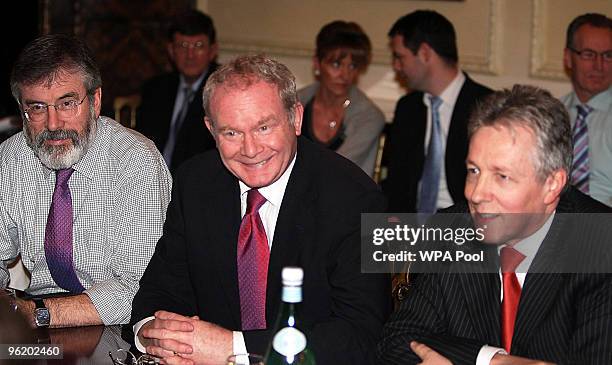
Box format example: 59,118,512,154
423,70,466,109
179,69,208,92
499,211,556,273
239,151,297,208
568,86,612,112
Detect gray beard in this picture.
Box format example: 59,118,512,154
25,109,97,170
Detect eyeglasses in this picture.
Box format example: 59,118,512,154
568,47,612,62
174,41,208,53
108,349,159,365
22,95,88,123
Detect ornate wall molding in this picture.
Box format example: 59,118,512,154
459,0,502,75
530,0,566,80
219,0,502,75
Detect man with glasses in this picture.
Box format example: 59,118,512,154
136,9,219,172
0,34,171,328
561,13,612,207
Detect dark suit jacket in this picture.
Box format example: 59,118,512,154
136,63,219,172
381,74,492,212
131,137,391,364
377,188,612,365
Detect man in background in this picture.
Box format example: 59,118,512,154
130,55,389,365
382,10,492,213
561,13,612,207
137,9,219,172
0,34,171,327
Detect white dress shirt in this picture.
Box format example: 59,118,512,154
420,71,466,210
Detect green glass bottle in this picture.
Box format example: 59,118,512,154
264,267,316,365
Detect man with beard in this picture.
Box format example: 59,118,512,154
0,34,172,328
378,85,612,364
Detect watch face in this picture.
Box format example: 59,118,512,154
35,308,50,327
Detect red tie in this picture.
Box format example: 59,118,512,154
237,189,269,330
500,246,525,353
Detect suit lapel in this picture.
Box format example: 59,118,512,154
444,75,472,201
162,75,181,137
512,213,567,350
512,273,564,352
205,169,242,326
266,140,315,325
458,250,501,345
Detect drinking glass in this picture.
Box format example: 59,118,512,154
108,348,158,364
227,353,264,365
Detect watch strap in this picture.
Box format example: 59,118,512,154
34,298,46,309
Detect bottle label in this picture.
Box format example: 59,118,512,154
282,287,302,303
272,327,306,357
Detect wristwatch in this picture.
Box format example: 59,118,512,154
33,298,50,327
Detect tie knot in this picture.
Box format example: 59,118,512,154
500,246,525,273
184,87,194,100
246,189,267,215
576,104,593,117
55,168,74,187
429,95,442,111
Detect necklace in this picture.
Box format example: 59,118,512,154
328,99,351,129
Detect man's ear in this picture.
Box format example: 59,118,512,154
563,48,573,73
93,87,102,117
543,168,567,205
293,102,304,136
417,43,432,62
167,42,176,63
204,117,214,134
208,42,218,63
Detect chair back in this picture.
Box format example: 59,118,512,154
113,94,141,129
373,132,386,184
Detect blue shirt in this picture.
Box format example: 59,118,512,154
561,87,612,207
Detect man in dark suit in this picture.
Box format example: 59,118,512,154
130,55,390,364
136,10,219,172
377,85,612,365
382,10,492,213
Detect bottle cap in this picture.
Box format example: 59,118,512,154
282,267,303,286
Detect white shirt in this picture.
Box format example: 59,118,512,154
421,71,466,210
476,213,555,365
133,153,297,355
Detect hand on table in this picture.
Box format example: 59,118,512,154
140,310,232,365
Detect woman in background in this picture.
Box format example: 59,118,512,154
299,20,385,177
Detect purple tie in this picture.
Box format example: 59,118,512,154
237,189,269,330
44,168,85,293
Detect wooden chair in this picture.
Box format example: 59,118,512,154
372,132,386,184
113,94,141,129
